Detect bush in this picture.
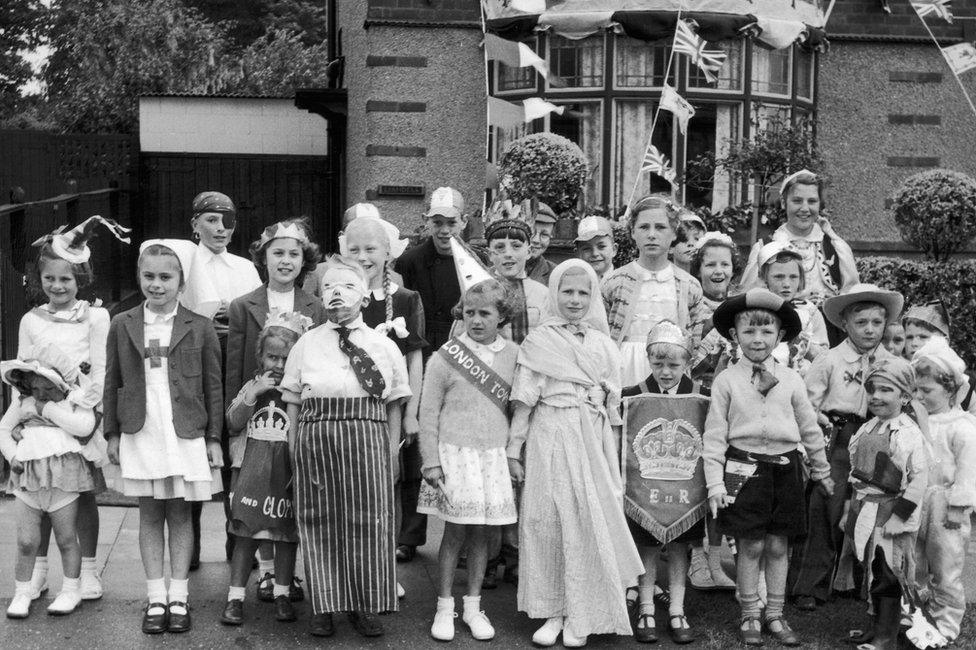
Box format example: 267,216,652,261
858,256,976,367
499,133,588,215
891,169,976,261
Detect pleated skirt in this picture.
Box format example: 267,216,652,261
294,396,397,614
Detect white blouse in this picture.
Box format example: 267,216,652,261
625,264,679,343
267,287,295,313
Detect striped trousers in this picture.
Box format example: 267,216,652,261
294,397,397,614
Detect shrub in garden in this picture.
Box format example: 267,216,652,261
858,256,976,367
891,169,976,261
498,133,589,215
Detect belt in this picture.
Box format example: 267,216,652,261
726,446,792,466
824,411,866,428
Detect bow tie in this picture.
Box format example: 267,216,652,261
752,363,779,396
375,316,409,339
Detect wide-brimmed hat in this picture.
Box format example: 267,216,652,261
823,283,904,328
1,344,79,394
712,288,803,342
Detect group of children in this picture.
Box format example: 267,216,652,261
0,175,971,649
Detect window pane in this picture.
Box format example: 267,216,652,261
683,104,741,211
614,37,674,88
549,35,604,88
795,48,814,100
550,102,602,206
496,62,535,92
613,99,674,206
751,46,791,95
751,102,791,129
688,40,743,90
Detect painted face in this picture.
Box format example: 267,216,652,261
265,238,304,290
866,378,908,420
672,225,703,267
915,374,953,415
784,183,821,236
843,305,886,353
648,347,689,391
426,214,466,255
260,335,294,384
40,257,79,310
556,270,592,323
699,245,734,300
731,317,783,364
763,259,803,301
462,297,502,344
27,373,66,403
345,228,389,287
576,235,616,277
530,222,555,260
192,211,234,254
631,208,676,261
321,267,367,324
488,236,529,280
904,322,936,358
883,323,906,359
139,253,183,313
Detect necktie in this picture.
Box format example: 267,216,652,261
752,363,779,396
337,326,386,399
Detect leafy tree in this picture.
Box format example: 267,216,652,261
235,28,330,95
0,1,45,118
184,0,326,49
891,169,976,261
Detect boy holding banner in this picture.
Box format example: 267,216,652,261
703,289,833,647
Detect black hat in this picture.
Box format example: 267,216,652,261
712,288,803,342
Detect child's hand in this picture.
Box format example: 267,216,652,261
817,412,831,428
709,492,730,518
107,437,121,465
9,458,23,474
508,458,524,484
402,415,419,446
247,373,278,401
207,440,224,469
818,476,835,496
11,424,23,443
945,506,969,530
422,466,444,488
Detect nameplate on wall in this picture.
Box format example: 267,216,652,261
377,185,425,197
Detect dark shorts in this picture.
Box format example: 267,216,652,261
718,449,805,541
628,515,705,548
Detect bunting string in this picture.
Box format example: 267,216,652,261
909,0,976,120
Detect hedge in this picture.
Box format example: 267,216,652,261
858,256,976,367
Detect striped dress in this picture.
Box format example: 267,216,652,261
280,319,411,614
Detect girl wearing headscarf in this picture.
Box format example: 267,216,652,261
507,259,642,648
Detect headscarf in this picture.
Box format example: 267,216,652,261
139,239,221,319
912,336,969,404
542,258,609,335
866,357,916,397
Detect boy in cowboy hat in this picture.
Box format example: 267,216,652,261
704,288,832,647
791,283,904,611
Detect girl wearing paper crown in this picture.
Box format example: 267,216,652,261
225,218,325,602
740,170,859,309
508,259,642,647
910,338,976,644
901,301,976,417
222,309,312,627
0,344,103,618
103,240,225,635
279,256,411,639
20,215,130,603
340,208,429,574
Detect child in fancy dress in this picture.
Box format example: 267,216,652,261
18,216,129,600
418,279,519,642
845,358,929,650
689,232,739,396
902,302,976,416
1,345,102,618
104,240,224,635
510,259,643,647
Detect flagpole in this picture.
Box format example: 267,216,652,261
916,12,976,119
481,3,492,214
624,8,684,213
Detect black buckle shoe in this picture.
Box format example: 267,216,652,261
348,610,384,637
167,601,192,633
142,602,168,635
275,595,297,622
220,599,243,626
256,572,275,602
289,577,305,602
309,612,335,637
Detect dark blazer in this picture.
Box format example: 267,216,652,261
103,303,223,441
224,285,327,413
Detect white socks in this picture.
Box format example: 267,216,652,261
272,583,290,599
79,557,103,600
227,586,246,602
431,596,456,641
48,577,81,615
30,557,49,599
462,595,495,640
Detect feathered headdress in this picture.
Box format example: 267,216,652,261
483,191,537,240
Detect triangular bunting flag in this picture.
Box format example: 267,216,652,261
484,33,554,80
911,0,953,23
522,97,565,122
660,85,695,135
487,97,565,127
450,236,494,292
942,42,976,76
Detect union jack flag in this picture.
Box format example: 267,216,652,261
673,20,727,83
641,145,676,185
911,0,952,23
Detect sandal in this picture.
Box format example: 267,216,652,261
740,617,763,646
765,617,799,647
669,614,694,645
634,613,657,643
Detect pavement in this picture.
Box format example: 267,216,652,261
0,497,973,649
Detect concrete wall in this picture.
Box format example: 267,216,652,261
139,97,329,156
339,0,486,236
817,42,976,244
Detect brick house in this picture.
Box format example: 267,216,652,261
312,0,976,254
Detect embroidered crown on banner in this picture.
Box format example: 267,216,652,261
250,400,290,437
633,418,702,481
